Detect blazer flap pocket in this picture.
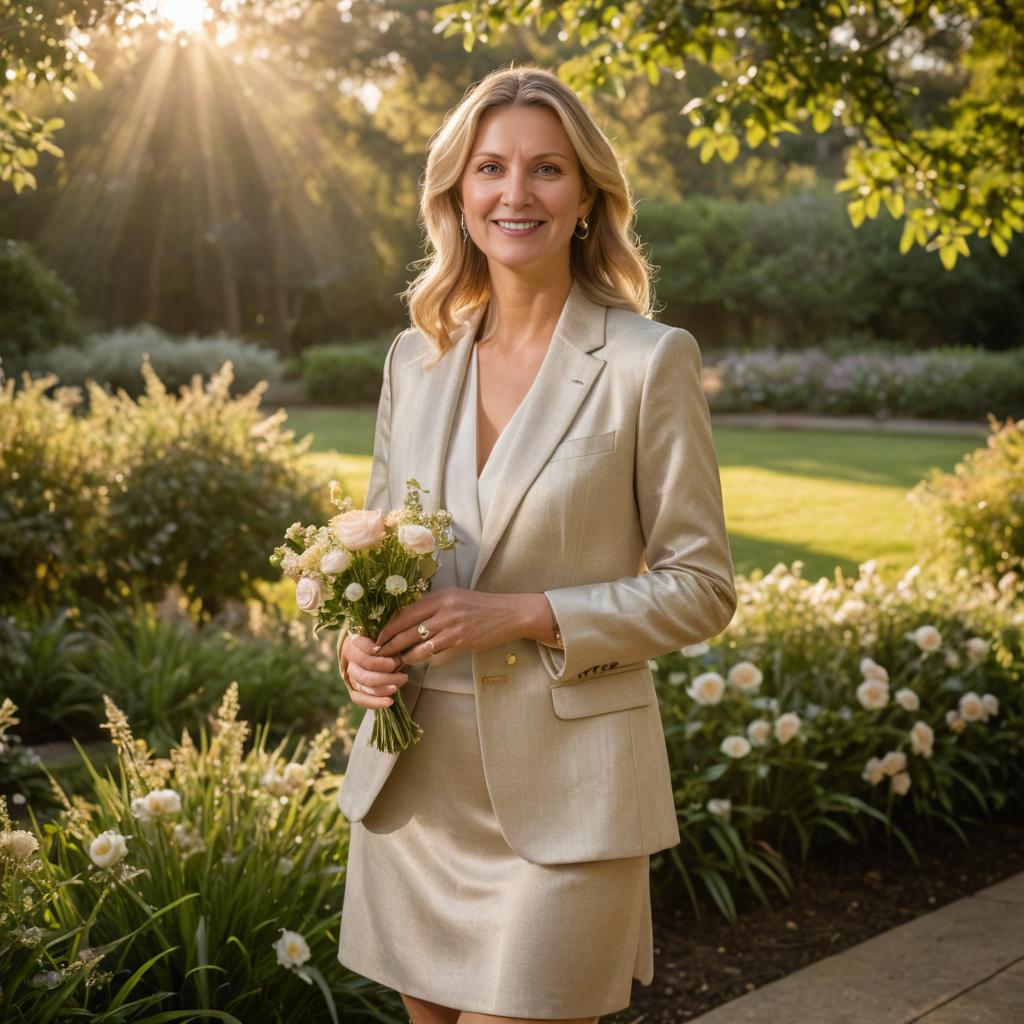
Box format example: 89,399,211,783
548,429,616,463
550,665,654,720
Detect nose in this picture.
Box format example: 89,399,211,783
501,164,532,209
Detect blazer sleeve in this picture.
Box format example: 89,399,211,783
536,326,737,683
336,331,401,689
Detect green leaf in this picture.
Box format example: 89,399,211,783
812,108,832,134
939,243,958,270
699,138,717,164
745,122,766,148
899,219,916,254
883,191,905,219
848,198,866,228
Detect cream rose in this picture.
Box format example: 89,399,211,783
859,657,890,683
343,581,365,602
880,750,907,776
910,721,934,758
320,548,353,576
856,678,890,710
727,661,763,692
0,829,39,863
132,788,181,821
911,624,942,652
295,576,326,614
720,735,752,758
895,688,920,712
385,574,409,595
397,524,436,555
862,757,885,786
334,509,387,551
891,771,912,796
747,718,772,747
774,712,802,745
959,691,986,722
687,672,726,705
273,928,311,970
89,830,128,868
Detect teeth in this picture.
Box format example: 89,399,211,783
497,220,541,231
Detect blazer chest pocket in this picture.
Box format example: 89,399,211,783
550,663,654,719
548,429,616,463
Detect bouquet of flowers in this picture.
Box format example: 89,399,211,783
271,478,457,753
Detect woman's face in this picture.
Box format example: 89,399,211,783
459,104,594,278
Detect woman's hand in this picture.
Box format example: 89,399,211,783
373,588,541,666
340,633,409,710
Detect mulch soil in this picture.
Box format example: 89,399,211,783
603,817,1024,1023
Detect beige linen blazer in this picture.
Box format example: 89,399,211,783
335,277,737,865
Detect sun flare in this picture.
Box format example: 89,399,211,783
152,0,210,34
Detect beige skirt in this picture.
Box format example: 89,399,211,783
337,685,654,1018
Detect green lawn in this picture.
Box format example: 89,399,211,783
287,407,983,585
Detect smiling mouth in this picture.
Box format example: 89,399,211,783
493,219,545,232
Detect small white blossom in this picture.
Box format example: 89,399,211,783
343,581,365,602
273,929,311,970
965,637,989,666
856,678,890,710
895,688,920,712
0,829,39,863
959,691,986,722
859,657,889,683
687,672,726,705
880,750,907,776
910,721,934,758
982,693,999,717
910,624,942,652
320,548,352,576
667,671,687,687
746,718,772,747
727,661,763,692
385,574,409,595
706,798,732,820
774,712,802,745
862,757,885,786
891,771,912,796
720,735,752,758
89,830,128,868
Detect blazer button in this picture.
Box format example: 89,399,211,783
504,653,517,666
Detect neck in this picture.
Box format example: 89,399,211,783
479,267,574,351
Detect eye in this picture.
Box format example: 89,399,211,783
478,162,500,173
538,164,561,174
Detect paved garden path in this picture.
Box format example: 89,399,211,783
688,870,1024,1023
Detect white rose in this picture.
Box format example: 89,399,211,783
982,693,999,717
747,718,772,747
959,691,986,722
385,574,409,596
397,524,436,555
144,789,182,816
720,735,752,758
965,637,989,665
774,712,802,745
910,721,934,758
295,576,326,614
859,658,890,683
895,688,920,712
89,830,128,868
273,928,311,969
861,757,885,786
727,661,763,692
343,581,365,602
681,641,711,657
891,771,912,796
333,508,387,551
0,829,39,863
320,548,352,576
911,625,942,652
856,678,890,710
880,750,907,776
706,798,732,820
687,672,725,705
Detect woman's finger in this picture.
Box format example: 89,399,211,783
349,664,410,695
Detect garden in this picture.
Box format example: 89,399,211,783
3,0,1024,1020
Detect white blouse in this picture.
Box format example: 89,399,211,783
419,340,537,693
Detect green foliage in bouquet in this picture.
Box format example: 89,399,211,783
909,414,1024,584
272,479,457,754
0,686,404,1023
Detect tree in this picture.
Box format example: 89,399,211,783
433,0,1024,268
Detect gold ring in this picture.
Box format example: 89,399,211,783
417,622,430,640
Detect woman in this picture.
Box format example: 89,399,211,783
335,66,736,1024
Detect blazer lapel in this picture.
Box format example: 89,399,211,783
470,279,608,588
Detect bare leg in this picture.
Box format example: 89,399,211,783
401,992,462,1024
458,1015,599,1024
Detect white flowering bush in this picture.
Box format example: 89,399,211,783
0,686,403,1022
653,559,1022,924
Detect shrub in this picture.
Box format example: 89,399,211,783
0,362,327,614
301,342,387,404
649,559,1023,922
0,239,84,368
908,415,1024,583
30,324,283,398
0,686,401,1022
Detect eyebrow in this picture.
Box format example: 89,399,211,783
471,150,572,161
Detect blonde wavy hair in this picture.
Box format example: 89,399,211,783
402,65,656,362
